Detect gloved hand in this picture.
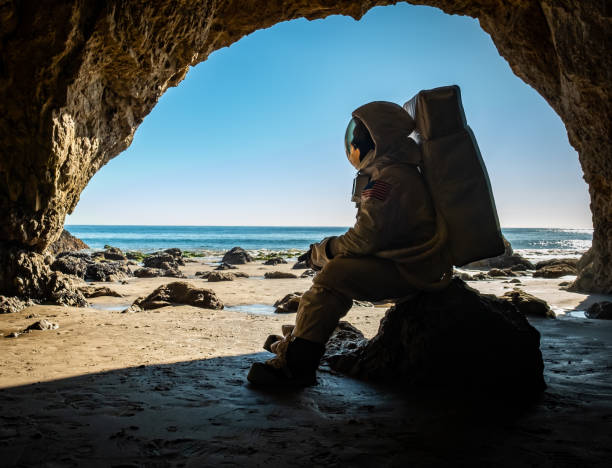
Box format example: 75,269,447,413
297,245,321,271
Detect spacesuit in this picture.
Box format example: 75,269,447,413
248,101,452,387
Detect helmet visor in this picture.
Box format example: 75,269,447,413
344,118,358,157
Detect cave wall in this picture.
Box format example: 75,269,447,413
0,0,610,293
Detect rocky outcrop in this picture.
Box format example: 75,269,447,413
222,247,253,265
533,259,578,279
325,279,545,398
0,296,36,314
51,253,131,282
585,302,612,320
47,230,89,255
0,1,609,294
500,289,555,319
127,281,223,311
143,252,184,270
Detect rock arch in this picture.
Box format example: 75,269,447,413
0,1,610,295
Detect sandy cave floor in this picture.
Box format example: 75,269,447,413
0,259,611,467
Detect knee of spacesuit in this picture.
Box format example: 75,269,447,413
292,285,353,345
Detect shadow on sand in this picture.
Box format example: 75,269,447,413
1,317,611,467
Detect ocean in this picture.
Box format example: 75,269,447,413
65,225,592,262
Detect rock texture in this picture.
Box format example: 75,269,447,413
0,1,610,293
47,230,89,255
128,282,223,311
500,289,555,319
264,271,298,279
585,302,612,320
222,247,253,265
273,292,302,313
325,279,545,398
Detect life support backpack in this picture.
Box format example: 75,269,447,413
403,85,505,267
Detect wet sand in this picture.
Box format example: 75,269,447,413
1,259,611,466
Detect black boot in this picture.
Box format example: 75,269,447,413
247,337,325,387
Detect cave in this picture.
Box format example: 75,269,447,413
0,1,611,465
0,0,610,299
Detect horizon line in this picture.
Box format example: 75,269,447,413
64,224,594,230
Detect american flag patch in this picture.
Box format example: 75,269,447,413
362,180,391,201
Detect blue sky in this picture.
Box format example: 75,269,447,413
66,4,592,228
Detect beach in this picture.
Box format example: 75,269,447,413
1,239,611,466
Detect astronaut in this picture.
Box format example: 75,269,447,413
248,101,453,387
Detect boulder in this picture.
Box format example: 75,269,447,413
533,260,578,278
221,247,253,265
500,289,555,319
128,282,223,311
325,279,545,399
78,286,123,298
51,255,89,278
163,248,183,258
264,271,298,279
323,321,369,362
0,296,36,314
134,267,184,278
585,301,612,320
273,292,303,313
102,246,127,261
85,262,131,282
264,257,287,265
47,230,89,255
215,262,237,270
207,271,235,282
292,260,309,270
143,252,184,270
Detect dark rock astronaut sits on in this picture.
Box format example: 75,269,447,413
248,86,504,388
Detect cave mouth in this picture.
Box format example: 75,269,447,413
0,0,609,298
67,5,590,233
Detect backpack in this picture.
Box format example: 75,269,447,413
403,85,505,267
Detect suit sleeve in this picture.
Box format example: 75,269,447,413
329,180,392,257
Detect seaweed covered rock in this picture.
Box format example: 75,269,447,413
326,279,545,399
128,281,223,311
222,247,253,265
143,252,184,270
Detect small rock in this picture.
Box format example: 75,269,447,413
500,289,555,319
585,301,612,320
79,286,123,298
264,257,287,266
221,247,253,265
195,271,212,278
5,332,20,338
134,267,163,278
143,252,184,270
25,319,59,331
234,272,250,278
207,271,235,282
274,292,303,313
300,269,317,278
264,271,298,279
103,246,127,261
509,279,521,284
215,262,237,270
